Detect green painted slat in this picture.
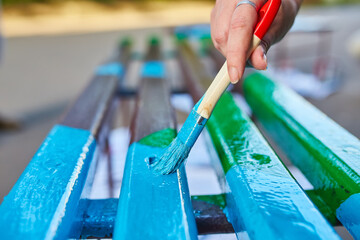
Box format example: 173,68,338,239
191,194,227,210
243,72,360,237
206,92,340,239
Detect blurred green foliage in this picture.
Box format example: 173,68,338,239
3,0,118,4
3,0,49,4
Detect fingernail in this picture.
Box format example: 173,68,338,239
262,46,268,70
229,67,239,84
263,53,267,69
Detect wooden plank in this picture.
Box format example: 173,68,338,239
177,39,212,101
0,39,131,239
243,72,360,237
206,93,340,240
80,198,118,239
191,195,234,234
0,125,97,239
177,39,340,240
60,40,131,139
79,196,233,238
113,39,198,240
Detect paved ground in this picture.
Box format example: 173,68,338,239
0,4,359,238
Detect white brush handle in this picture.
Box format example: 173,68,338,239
196,35,261,119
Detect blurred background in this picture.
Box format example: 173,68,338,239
0,1,359,238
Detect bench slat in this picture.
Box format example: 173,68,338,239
0,125,96,239
244,72,360,237
177,39,340,239
61,40,131,140
0,39,132,239
207,93,340,239
113,39,198,240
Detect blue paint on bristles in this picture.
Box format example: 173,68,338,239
153,99,207,175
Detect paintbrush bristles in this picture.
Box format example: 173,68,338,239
152,108,207,175
152,137,191,175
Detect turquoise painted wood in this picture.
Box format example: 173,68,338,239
113,38,197,238
96,62,124,78
113,142,198,239
80,198,118,238
141,61,165,78
244,72,360,238
113,50,198,239
205,92,340,240
0,125,97,239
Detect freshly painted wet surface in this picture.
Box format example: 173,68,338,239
114,132,198,239
206,92,340,239
80,198,118,238
225,165,340,240
0,125,96,239
244,73,360,232
337,193,360,238
139,128,176,148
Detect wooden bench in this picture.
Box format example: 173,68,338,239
0,27,359,239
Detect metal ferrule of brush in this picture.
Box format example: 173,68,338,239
177,109,208,149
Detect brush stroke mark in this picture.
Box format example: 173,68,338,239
139,128,176,148
0,125,96,240
206,92,340,240
244,72,360,228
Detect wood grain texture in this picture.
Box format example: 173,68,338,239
60,76,117,139
61,42,131,139
130,41,175,143
177,40,212,102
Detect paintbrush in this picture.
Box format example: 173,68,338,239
153,0,281,175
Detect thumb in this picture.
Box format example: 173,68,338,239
248,44,267,70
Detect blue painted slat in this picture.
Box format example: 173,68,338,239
205,93,340,240
113,141,198,240
96,62,124,78
141,61,165,78
80,198,118,239
0,125,96,240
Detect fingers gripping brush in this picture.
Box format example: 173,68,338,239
153,0,281,175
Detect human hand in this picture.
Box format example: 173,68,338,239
211,0,303,83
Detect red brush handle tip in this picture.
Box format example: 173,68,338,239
254,0,281,40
